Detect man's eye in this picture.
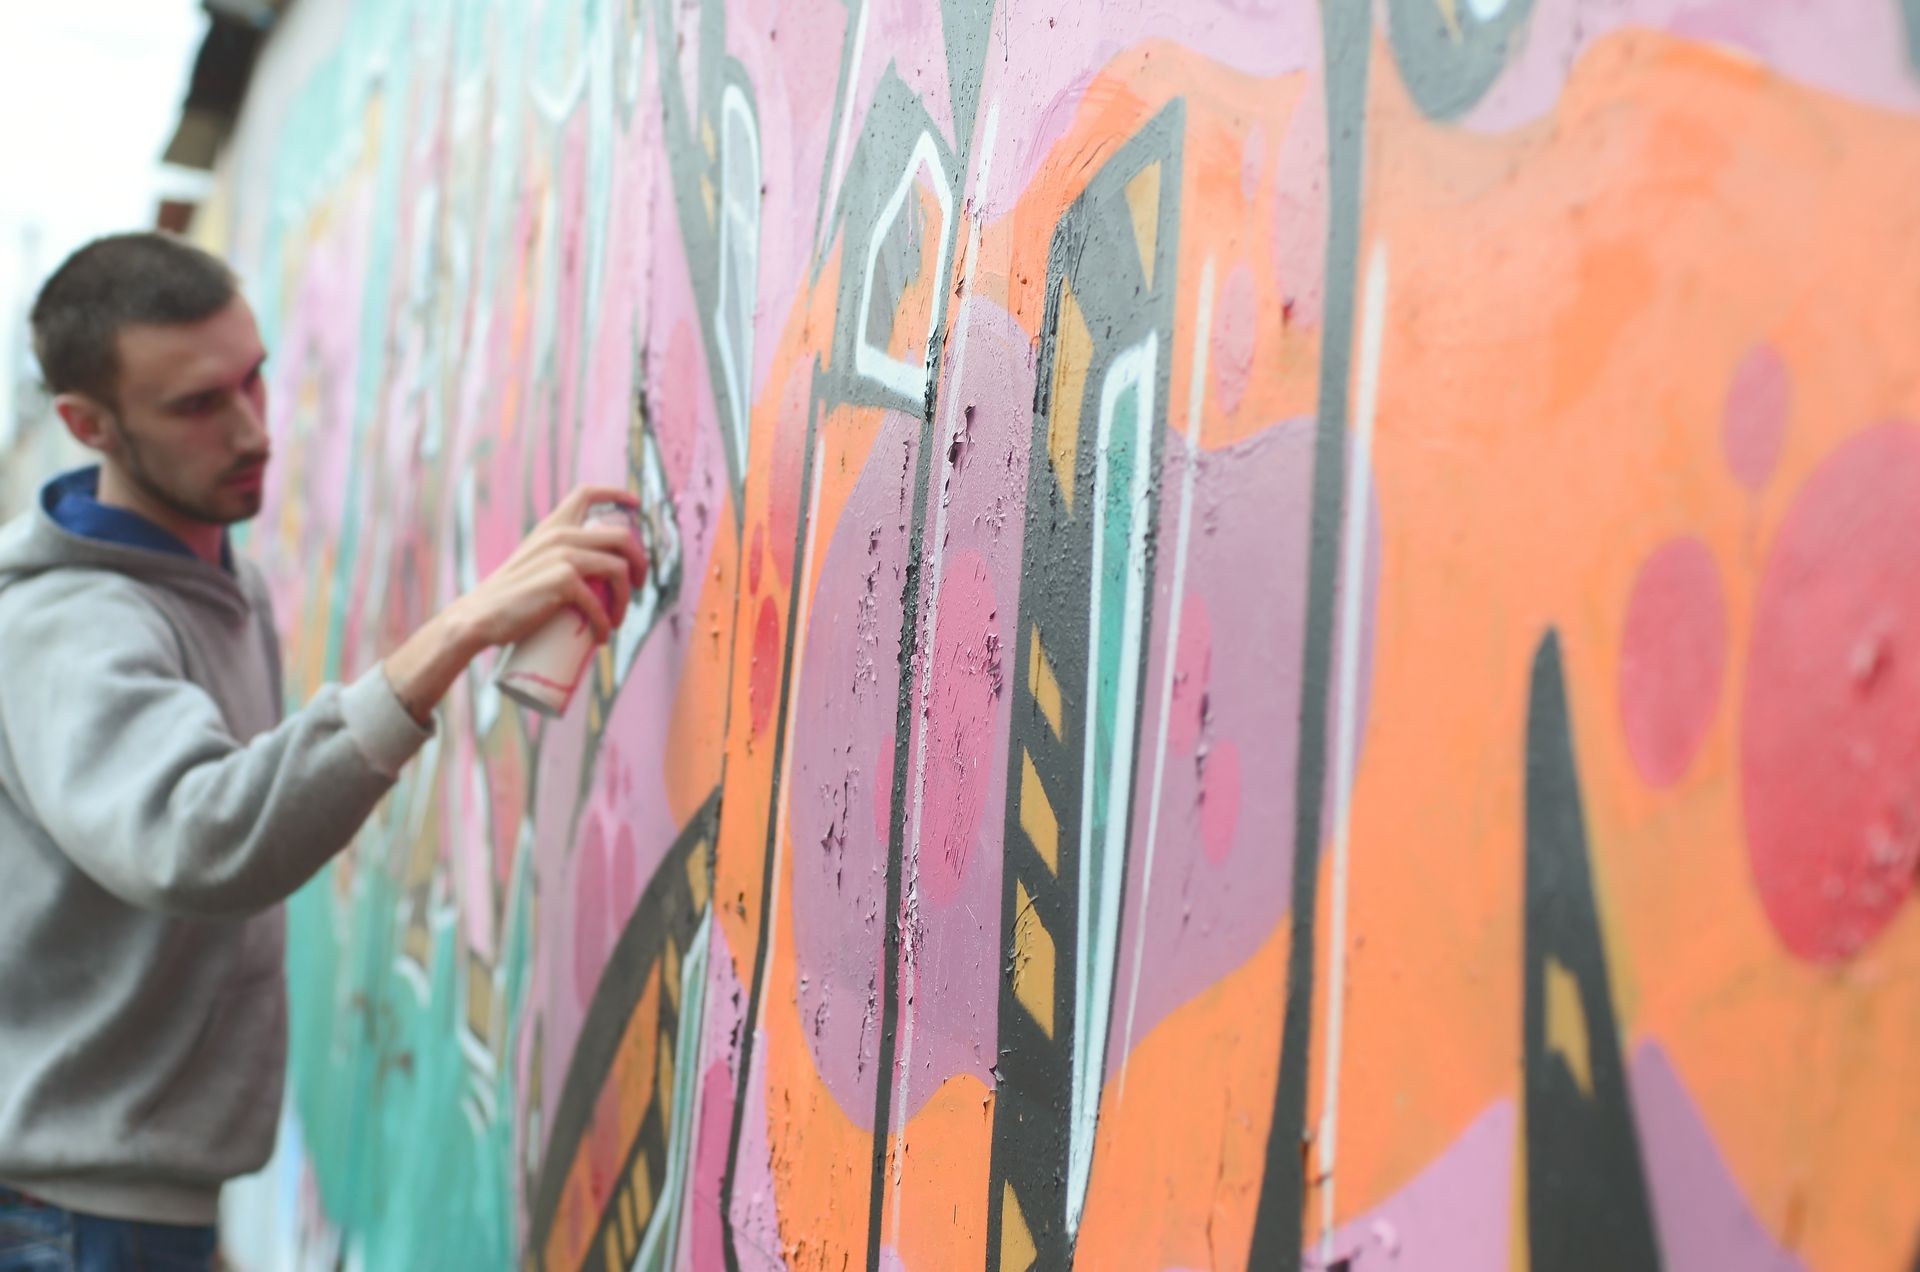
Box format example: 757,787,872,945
179,394,218,415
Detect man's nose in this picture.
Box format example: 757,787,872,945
232,390,269,451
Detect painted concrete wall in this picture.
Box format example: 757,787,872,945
203,0,1920,1268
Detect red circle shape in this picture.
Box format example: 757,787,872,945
1743,423,1920,962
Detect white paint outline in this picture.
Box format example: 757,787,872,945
1116,258,1215,1100
1068,331,1160,1236
633,913,712,1271
854,131,954,401
886,97,1000,1252
712,83,762,476
1317,241,1387,1263
527,15,593,124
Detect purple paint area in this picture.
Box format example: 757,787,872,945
1107,417,1378,1074
787,410,923,1130
726,1032,785,1270
1629,1041,1810,1272
974,0,1321,221
788,299,1036,1129
1305,1100,1517,1271
889,299,1037,1117
1455,0,1920,134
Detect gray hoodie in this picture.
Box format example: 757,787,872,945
0,479,432,1223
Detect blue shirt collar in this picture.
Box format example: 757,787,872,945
43,467,233,572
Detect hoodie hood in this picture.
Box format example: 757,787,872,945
0,467,253,622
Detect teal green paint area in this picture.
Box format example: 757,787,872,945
283,827,533,1270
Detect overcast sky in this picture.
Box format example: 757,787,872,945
0,0,208,448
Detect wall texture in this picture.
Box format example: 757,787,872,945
204,0,1920,1268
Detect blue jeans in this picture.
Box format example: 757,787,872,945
0,1188,216,1272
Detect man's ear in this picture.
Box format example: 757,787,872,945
53,393,116,456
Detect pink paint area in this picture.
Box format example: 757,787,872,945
715,0,845,403
1629,1042,1812,1271
1619,537,1726,787
1454,0,1920,134
748,595,780,738
568,790,649,1012
1722,344,1790,492
1741,423,1920,962
1108,416,1379,1073
1270,70,1330,332
572,222,643,490
906,551,1001,904
1305,1100,1516,1271
549,108,593,489
973,1,1321,222
681,921,751,1272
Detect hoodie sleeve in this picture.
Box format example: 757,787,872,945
0,578,433,918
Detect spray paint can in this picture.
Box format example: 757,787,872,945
493,499,644,717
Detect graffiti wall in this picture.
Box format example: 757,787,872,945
203,0,1920,1267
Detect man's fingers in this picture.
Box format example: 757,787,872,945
564,548,632,636
563,572,612,642
551,484,639,525
557,524,649,588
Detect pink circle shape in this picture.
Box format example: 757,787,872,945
1722,344,1790,492
1619,537,1727,787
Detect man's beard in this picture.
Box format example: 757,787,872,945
110,414,264,526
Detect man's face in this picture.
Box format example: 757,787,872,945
84,297,272,527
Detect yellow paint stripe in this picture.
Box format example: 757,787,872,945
1001,1182,1037,1272
1124,163,1161,290
1028,628,1063,741
686,840,711,912
1048,282,1091,510
633,1152,655,1230
1545,956,1593,1097
617,1182,635,1255
1010,880,1055,1039
1019,752,1059,877
657,1034,676,1126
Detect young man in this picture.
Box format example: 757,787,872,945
0,232,644,1269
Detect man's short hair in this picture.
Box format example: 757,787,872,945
29,232,239,405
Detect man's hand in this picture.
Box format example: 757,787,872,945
381,485,649,724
